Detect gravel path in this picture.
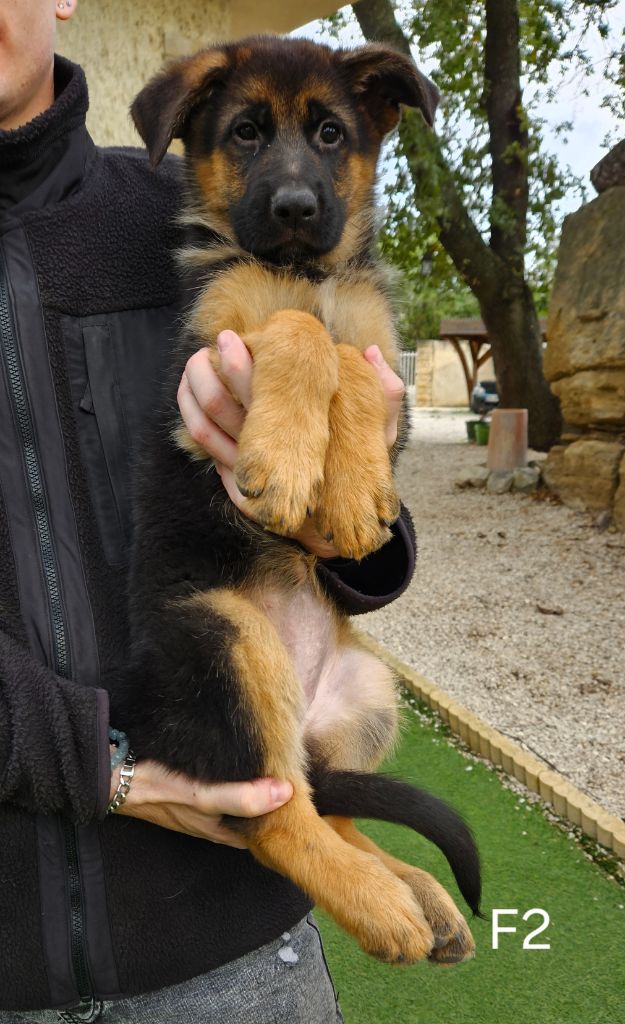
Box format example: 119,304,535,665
362,407,625,821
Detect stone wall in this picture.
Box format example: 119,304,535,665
543,186,625,529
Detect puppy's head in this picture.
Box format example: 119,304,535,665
132,36,438,266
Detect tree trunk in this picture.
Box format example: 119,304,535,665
352,0,562,450
484,0,528,268
351,0,411,53
479,284,560,451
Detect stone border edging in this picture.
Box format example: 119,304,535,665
357,631,625,861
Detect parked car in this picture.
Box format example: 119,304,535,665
470,379,500,415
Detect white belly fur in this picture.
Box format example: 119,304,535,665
247,581,397,751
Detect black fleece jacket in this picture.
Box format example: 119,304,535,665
0,57,417,1011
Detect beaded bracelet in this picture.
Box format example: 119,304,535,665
108,727,129,770
106,749,137,815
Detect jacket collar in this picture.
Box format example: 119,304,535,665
0,56,93,217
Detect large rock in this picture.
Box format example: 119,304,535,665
544,188,625,382
455,466,490,489
486,471,513,495
543,185,625,528
550,368,625,427
591,140,625,194
542,439,624,512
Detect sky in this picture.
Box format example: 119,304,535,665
538,3,625,205
296,3,625,217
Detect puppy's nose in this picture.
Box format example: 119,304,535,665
271,185,318,226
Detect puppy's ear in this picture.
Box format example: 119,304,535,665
131,49,229,166
339,44,439,136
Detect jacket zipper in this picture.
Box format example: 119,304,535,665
0,243,70,678
62,821,98,1013
0,240,96,1013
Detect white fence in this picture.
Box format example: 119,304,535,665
398,349,416,385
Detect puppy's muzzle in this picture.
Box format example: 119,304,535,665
270,184,319,231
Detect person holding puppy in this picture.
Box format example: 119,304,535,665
0,2,414,1021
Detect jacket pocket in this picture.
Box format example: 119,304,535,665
65,306,178,567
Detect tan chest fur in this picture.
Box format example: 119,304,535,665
188,261,399,367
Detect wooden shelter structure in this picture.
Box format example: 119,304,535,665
439,319,493,405
439,318,546,404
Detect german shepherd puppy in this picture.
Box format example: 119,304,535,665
121,35,480,966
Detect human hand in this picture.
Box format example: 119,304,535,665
177,330,405,557
112,759,293,849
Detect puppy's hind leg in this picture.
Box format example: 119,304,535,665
305,632,475,965
202,588,435,965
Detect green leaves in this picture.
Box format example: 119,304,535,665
316,0,622,341
339,1,616,312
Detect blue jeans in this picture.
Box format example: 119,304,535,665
0,916,344,1024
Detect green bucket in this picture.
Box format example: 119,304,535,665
465,419,481,442
474,421,490,446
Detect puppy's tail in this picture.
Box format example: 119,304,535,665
309,765,482,917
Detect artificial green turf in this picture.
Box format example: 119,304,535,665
317,700,625,1024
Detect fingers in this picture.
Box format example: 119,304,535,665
177,331,253,463
179,337,403,529
215,464,342,557
289,516,340,558
199,777,294,819
177,374,239,467
125,801,251,849
133,762,293,817
363,345,405,448
215,330,253,410
121,763,293,848
214,463,256,520
175,776,294,848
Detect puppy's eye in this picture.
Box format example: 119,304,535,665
234,122,258,143
319,122,342,146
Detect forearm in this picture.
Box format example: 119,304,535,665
109,757,293,848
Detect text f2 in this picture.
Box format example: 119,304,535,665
492,908,550,950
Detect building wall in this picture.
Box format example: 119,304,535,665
57,0,230,148
56,1,341,149
231,0,340,37
415,340,495,408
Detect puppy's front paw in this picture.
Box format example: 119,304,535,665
314,351,400,558
315,471,400,560
235,444,324,535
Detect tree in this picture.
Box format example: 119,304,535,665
346,0,619,449
378,218,480,346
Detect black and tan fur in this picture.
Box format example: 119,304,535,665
119,35,480,966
